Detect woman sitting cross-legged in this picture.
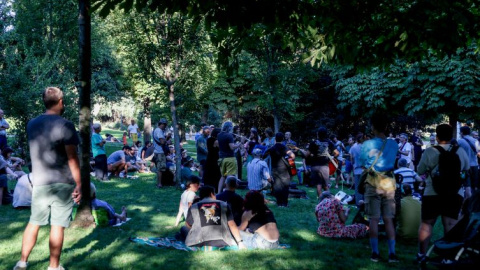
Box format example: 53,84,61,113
175,176,200,226
315,191,368,239
238,191,280,249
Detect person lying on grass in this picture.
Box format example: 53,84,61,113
238,191,280,249
175,176,200,226
182,185,246,249
90,183,127,225
315,191,368,239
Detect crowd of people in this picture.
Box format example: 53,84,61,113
2,87,480,269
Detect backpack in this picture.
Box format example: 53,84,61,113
431,145,462,196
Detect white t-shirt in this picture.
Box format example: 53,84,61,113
398,142,412,164
13,174,33,208
180,190,196,219
128,124,139,134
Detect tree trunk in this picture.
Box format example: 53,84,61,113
273,112,281,133
449,114,459,140
71,0,95,228
169,83,182,185
143,98,151,143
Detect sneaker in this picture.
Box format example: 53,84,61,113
13,261,28,270
119,172,125,178
416,254,427,265
388,253,399,263
370,252,380,262
47,266,65,270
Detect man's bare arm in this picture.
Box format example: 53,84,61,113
65,145,82,203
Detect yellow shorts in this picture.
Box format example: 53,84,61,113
220,157,237,177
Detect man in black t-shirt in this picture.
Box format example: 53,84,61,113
216,176,244,226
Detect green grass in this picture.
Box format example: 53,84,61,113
1,135,444,269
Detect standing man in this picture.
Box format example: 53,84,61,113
196,126,209,178
14,87,81,270
416,124,470,265
127,119,140,142
217,121,241,193
360,114,399,263
458,126,478,193
410,130,424,171
153,119,168,188
263,132,295,207
349,133,365,206
247,148,272,191
0,109,9,150
397,133,413,169
92,123,108,181
282,131,297,147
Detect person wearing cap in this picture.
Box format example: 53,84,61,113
397,133,413,169
393,158,423,190
247,148,272,191
196,126,210,178
216,176,244,226
153,118,168,188
315,191,368,239
217,121,242,193
92,123,108,181
107,146,132,178
458,125,479,192
263,132,295,207
175,176,200,226
180,156,195,185
90,183,127,226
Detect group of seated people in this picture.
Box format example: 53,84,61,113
175,176,280,249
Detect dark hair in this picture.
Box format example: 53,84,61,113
355,133,364,143
275,132,284,142
199,186,215,200
460,126,471,136
436,124,453,142
250,129,258,140
233,125,240,134
265,128,274,137
317,127,328,139
135,141,142,147
1,147,13,158
122,145,132,151
186,175,201,188
244,191,268,214
211,128,221,138
329,134,337,141
370,113,389,133
43,87,63,109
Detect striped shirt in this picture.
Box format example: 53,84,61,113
247,158,271,191
393,167,418,188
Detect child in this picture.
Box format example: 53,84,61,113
122,132,127,146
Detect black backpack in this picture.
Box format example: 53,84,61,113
431,145,462,196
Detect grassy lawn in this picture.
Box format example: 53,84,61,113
0,132,443,269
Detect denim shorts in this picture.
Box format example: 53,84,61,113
30,183,75,227
240,230,279,249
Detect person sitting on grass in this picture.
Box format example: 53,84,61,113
13,173,33,209
90,183,127,226
105,133,120,143
180,156,194,186
183,185,246,249
0,162,12,206
1,147,26,178
396,184,421,240
238,191,280,249
175,176,200,226
216,176,244,226
315,191,368,239
107,146,132,178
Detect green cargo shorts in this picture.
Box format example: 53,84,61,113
30,183,75,228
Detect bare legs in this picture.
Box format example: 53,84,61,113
20,224,65,268
115,206,128,224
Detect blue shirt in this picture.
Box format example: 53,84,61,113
360,138,398,172
107,150,125,165
91,133,106,157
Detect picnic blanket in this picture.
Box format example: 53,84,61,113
129,236,290,251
